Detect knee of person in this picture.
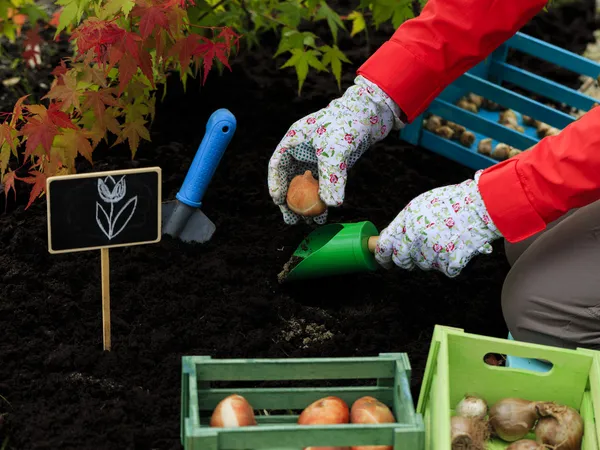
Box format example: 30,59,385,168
501,270,578,350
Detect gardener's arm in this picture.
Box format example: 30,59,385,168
375,108,600,277
478,108,600,242
358,0,549,123
268,0,550,226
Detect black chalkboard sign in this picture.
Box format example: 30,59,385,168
47,167,162,253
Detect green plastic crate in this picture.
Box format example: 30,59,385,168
417,325,600,449
181,353,425,450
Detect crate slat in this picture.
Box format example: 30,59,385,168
421,132,496,170
196,386,394,410
429,99,539,149
199,414,302,424
196,423,415,449
455,73,575,128
187,356,401,381
490,60,600,111
507,33,600,78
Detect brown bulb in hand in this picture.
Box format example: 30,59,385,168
286,170,327,216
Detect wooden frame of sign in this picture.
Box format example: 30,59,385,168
46,167,162,351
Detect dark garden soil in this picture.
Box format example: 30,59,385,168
0,1,598,449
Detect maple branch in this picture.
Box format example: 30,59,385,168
196,0,230,21
237,0,253,29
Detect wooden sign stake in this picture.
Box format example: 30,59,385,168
46,167,162,351
100,248,111,351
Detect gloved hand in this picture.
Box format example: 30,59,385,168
374,170,504,277
268,75,404,225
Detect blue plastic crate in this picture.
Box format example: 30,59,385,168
400,32,600,170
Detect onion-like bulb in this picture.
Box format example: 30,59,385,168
506,439,547,450
489,398,539,442
456,395,488,420
285,170,327,216
535,402,584,450
451,415,489,450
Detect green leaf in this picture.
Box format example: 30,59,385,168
98,0,135,19
280,48,328,95
0,2,9,19
275,2,306,28
0,143,12,176
371,3,393,27
1,23,16,43
20,4,49,23
274,29,317,57
315,1,346,44
303,34,316,48
391,2,414,28
370,0,415,28
304,0,320,10
54,0,90,36
345,10,366,37
320,44,351,89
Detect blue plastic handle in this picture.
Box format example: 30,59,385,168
176,108,237,208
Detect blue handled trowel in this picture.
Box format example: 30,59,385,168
161,108,237,243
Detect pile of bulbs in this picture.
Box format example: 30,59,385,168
451,395,584,450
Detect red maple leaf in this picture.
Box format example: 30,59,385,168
47,102,77,130
22,46,42,68
154,29,166,62
195,37,232,84
51,60,69,81
83,88,121,128
19,170,48,210
3,170,17,204
134,1,169,40
107,31,153,93
169,34,201,70
84,89,120,118
70,18,125,64
0,122,17,153
138,48,154,87
117,56,139,95
10,95,29,127
21,108,60,159
23,24,43,49
216,27,241,51
108,31,142,67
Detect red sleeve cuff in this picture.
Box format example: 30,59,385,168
357,40,447,124
478,158,547,243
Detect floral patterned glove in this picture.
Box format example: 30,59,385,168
268,75,404,225
374,171,504,277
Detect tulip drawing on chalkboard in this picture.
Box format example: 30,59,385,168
96,176,138,240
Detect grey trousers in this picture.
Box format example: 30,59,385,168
502,200,600,351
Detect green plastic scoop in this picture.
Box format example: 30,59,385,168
278,221,380,283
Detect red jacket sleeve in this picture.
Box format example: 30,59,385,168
357,0,548,123
356,0,600,243
478,108,600,243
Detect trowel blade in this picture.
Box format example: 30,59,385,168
161,201,216,243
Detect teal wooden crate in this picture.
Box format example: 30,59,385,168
400,32,600,170
417,325,600,450
181,353,425,450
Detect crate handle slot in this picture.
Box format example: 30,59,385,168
482,351,554,374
